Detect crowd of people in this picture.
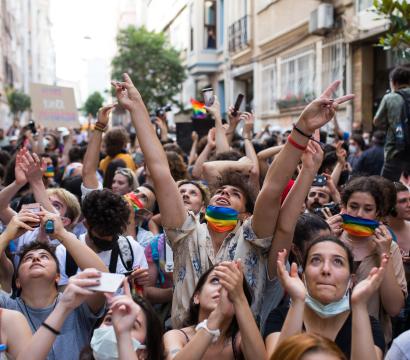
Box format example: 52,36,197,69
0,65,408,360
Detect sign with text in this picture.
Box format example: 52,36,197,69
30,83,79,128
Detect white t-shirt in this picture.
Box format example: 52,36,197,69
56,233,148,285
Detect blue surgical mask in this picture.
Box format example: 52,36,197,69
304,279,351,318
91,326,146,360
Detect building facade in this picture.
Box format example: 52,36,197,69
0,0,56,128
146,0,407,132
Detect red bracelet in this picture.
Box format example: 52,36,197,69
287,135,307,151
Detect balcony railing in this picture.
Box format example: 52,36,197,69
228,15,249,54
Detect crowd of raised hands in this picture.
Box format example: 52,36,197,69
0,71,407,360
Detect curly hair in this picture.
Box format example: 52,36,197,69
341,176,384,216
166,151,189,181
82,189,130,236
104,127,129,157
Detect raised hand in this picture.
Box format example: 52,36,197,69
372,225,392,257
22,151,45,183
97,104,116,127
326,213,344,236
204,95,221,117
214,260,246,305
228,105,241,127
277,249,306,302
128,267,150,287
351,254,387,307
2,209,42,241
191,131,199,143
301,140,324,171
59,268,102,312
15,148,29,186
40,208,66,239
298,81,354,134
335,141,347,165
241,112,254,139
110,294,143,335
111,73,143,111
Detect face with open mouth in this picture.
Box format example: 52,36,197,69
17,248,59,284
210,185,247,213
178,183,204,214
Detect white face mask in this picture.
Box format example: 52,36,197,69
91,326,146,360
304,279,351,318
348,144,357,154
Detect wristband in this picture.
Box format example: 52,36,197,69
42,322,61,335
94,122,107,132
293,124,313,138
287,135,307,151
195,319,220,343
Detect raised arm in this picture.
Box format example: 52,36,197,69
112,74,186,228
252,81,354,238
242,112,260,192
18,269,103,360
215,261,266,360
266,250,306,356
267,141,323,279
350,256,387,360
188,131,199,167
82,105,114,188
191,128,215,180
226,106,241,144
205,97,230,154
202,159,253,187
330,141,346,187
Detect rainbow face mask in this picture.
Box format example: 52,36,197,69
341,214,379,237
205,205,238,233
124,192,152,220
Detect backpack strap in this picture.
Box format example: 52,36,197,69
109,241,120,273
110,236,134,273
65,251,78,277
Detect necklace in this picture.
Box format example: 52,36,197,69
20,295,59,331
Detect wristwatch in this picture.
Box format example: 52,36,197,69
195,319,220,343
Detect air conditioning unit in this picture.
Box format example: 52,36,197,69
309,3,334,35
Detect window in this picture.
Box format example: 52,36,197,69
357,0,373,12
204,0,217,49
322,39,345,97
261,63,278,112
280,48,316,98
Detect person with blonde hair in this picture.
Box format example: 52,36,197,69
271,333,346,360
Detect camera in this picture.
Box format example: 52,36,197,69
155,104,172,118
313,202,341,219
28,120,37,135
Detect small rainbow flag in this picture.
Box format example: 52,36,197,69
44,165,55,178
205,205,238,233
124,192,144,212
191,98,207,119
341,214,379,237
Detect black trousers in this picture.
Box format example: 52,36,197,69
381,157,410,181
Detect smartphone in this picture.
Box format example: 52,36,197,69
313,202,341,219
202,87,214,107
87,272,125,293
231,94,244,117
312,175,327,187
21,203,41,228
28,121,37,135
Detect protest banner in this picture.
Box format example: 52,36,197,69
30,83,79,128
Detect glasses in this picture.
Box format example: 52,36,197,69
115,167,135,180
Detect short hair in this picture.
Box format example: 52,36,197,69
177,180,210,206
394,181,409,193
271,333,347,360
341,176,384,215
166,151,188,181
389,65,410,87
293,213,331,254
303,235,354,273
47,188,81,224
68,146,85,163
368,176,396,217
212,171,255,213
17,241,60,275
350,134,366,151
104,127,129,157
210,150,242,161
82,189,130,236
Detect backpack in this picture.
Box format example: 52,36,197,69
65,235,134,277
395,90,410,157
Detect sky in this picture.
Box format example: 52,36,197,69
49,0,119,102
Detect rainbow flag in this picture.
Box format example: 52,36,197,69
124,192,144,212
44,165,55,178
205,205,238,233
191,98,207,119
341,214,379,237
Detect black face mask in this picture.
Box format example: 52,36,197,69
89,232,117,251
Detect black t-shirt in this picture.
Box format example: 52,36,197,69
264,305,385,358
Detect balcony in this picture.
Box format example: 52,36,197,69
228,15,250,54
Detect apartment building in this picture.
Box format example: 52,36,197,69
144,0,406,131
0,0,56,128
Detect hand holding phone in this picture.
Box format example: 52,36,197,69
21,203,41,228
231,94,244,117
87,272,125,293
202,88,214,107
